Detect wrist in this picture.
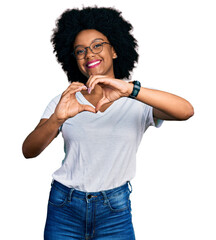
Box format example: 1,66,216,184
128,80,141,99
50,113,65,127
127,82,134,96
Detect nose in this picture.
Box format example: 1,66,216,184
85,47,95,59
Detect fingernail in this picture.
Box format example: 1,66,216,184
88,87,92,94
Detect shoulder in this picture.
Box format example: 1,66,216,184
50,94,62,103
45,94,62,107
42,94,62,115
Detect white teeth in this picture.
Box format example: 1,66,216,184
87,61,100,67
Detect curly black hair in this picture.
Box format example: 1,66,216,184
51,6,139,83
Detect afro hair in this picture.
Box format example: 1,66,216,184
51,6,139,83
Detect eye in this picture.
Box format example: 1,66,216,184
92,43,102,49
75,48,85,56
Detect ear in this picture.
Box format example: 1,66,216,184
111,47,118,59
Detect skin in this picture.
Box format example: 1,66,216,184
73,30,117,78
22,29,194,158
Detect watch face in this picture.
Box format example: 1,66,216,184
129,81,141,99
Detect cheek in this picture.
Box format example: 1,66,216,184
76,61,87,75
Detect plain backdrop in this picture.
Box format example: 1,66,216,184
0,0,215,239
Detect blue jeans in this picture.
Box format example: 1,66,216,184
44,180,136,240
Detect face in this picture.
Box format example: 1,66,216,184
73,29,117,78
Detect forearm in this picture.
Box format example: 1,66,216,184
135,87,194,120
22,114,62,158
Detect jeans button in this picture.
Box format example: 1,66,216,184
87,194,92,199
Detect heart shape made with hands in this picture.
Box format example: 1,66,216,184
84,75,132,112
84,85,117,113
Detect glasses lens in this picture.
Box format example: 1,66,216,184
91,42,103,54
74,47,85,59
74,42,104,60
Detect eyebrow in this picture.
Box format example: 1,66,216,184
74,38,105,49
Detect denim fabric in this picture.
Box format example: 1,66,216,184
44,180,135,240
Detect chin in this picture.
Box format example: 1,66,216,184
87,70,103,77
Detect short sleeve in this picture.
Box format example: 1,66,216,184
41,94,61,119
141,104,163,133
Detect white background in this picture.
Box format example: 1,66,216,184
0,0,215,239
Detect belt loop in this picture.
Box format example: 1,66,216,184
68,188,74,202
101,191,109,204
127,181,133,193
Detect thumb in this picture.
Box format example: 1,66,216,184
80,104,96,114
95,97,109,112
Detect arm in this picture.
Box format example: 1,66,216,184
22,82,95,159
86,75,194,121
22,115,63,158
135,87,194,120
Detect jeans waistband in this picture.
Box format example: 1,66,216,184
51,180,132,202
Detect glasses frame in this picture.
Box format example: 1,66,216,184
72,41,111,60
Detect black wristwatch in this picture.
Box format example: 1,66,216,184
128,81,141,99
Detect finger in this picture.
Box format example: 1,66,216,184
95,97,110,112
86,74,94,87
79,104,96,114
67,82,86,90
86,75,107,89
74,85,88,93
62,85,87,97
89,77,110,93
68,85,88,97
86,75,95,93
62,82,86,95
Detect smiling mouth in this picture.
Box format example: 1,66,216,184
86,60,101,69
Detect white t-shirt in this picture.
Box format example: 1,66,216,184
41,92,162,192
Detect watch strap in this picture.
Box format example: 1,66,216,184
128,80,141,99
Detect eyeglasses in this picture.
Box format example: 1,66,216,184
73,41,111,60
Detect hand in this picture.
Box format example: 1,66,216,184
53,82,96,123
86,75,133,112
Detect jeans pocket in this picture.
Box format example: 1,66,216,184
48,185,68,207
106,190,130,212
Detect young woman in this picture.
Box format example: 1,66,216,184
22,7,194,240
